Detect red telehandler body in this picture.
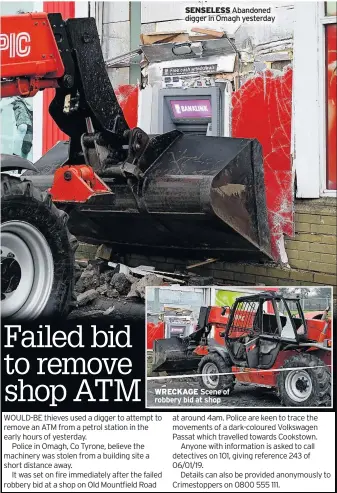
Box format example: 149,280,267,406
152,292,332,406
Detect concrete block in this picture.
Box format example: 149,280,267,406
311,223,336,235
265,267,291,279
314,272,337,286
222,263,245,273
300,251,321,262
245,265,268,276
233,272,256,284
295,222,311,233
75,243,97,260
212,270,234,281
96,244,113,261
295,213,321,224
255,276,273,285
320,215,337,225
104,1,129,22
102,21,130,59
286,250,299,260
288,259,309,270
286,240,310,251
287,270,314,282
320,254,337,265
77,289,98,307
309,243,336,254
313,273,337,285
308,262,337,274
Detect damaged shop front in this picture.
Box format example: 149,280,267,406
98,1,336,292
2,1,335,296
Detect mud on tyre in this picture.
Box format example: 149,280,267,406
277,353,331,407
1,174,77,320
198,352,235,393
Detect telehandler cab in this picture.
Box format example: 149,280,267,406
152,292,331,406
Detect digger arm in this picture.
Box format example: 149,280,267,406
1,12,273,260
0,11,179,201
0,12,130,160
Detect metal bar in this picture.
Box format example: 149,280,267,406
129,1,141,84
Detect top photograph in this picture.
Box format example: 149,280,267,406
0,1,336,321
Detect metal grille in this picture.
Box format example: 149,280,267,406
228,301,258,337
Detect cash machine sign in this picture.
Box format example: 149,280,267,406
170,99,212,118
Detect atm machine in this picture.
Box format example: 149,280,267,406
137,37,236,137
164,314,194,338
139,81,231,137
157,86,227,136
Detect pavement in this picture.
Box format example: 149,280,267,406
146,377,281,408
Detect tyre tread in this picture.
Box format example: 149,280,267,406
1,174,78,318
198,352,235,393
277,353,331,407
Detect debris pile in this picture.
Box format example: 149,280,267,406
69,248,214,319
69,260,176,318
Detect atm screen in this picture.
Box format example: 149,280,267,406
170,99,212,119
170,325,187,336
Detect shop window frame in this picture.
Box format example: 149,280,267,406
318,2,336,195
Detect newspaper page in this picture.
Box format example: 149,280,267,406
1,0,336,492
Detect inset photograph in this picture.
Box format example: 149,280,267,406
146,286,332,408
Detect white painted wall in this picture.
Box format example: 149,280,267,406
292,2,321,198
93,1,334,198
141,1,294,49
93,1,131,86
96,1,295,85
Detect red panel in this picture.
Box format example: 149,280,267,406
232,68,294,261
115,84,139,128
146,321,164,349
42,2,75,154
0,13,64,79
326,24,337,190
50,165,111,203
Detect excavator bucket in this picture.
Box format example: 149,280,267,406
152,337,201,373
43,133,272,262
21,15,272,262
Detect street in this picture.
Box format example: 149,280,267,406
146,377,281,408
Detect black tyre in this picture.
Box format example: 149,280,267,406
277,353,331,407
1,174,78,320
198,351,235,393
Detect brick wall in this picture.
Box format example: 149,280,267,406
76,198,337,295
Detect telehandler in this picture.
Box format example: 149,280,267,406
1,12,271,319
152,292,331,406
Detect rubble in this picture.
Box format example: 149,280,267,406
76,289,98,306
96,283,108,295
106,288,119,298
96,243,113,261
74,263,82,282
127,274,165,299
74,259,167,305
71,256,214,317
77,260,89,268
75,268,100,293
68,309,105,320
111,272,132,295
103,306,115,316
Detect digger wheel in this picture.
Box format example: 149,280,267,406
277,353,331,407
198,352,235,393
1,174,77,320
